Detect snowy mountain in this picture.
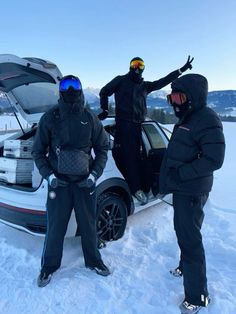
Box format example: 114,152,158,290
82,88,236,117
208,90,236,116
83,87,115,106
147,90,236,116
83,87,100,104
0,92,12,112
148,90,169,99
1,89,236,117
0,92,8,102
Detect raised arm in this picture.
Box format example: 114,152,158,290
146,56,194,94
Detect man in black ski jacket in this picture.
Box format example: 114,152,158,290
32,75,110,287
98,56,193,205
159,74,225,313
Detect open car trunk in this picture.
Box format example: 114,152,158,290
0,54,62,190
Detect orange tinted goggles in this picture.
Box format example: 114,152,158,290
167,92,187,105
130,60,145,70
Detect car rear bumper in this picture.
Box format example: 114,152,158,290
0,201,46,235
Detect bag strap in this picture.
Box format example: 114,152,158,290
52,106,62,152
53,106,60,120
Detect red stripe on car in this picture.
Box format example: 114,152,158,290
0,202,45,215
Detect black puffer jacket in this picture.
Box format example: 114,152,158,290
100,70,181,123
159,74,225,195
32,96,109,182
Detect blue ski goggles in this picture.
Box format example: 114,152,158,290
59,76,82,92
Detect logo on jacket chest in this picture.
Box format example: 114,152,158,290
178,125,190,131
80,121,88,125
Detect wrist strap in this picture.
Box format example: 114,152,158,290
178,68,182,74
91,170,98,180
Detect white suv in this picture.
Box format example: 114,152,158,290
0,54,170,243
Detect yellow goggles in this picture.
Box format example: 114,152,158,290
130,60,145,70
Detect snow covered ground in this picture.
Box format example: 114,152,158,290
0,122,235,314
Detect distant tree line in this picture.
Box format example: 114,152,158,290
147,108,178,124
1,101,233,124
0,107,13,114
93,104,178,124
105,104,177,124
147,109,236,123
219,115,236,122
92,102,236,124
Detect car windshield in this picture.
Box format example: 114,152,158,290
12,82,59,114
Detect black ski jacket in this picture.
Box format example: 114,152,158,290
32,97,109,182
159,74,225,195
100,70,181,123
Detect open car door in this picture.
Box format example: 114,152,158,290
141,121,173,205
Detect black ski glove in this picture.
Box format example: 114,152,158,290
77,171,98,188
47,174,68,188
180,56,194,73
86,172,97,188
98,109,108,120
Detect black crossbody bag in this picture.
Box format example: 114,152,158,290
56,146,90,176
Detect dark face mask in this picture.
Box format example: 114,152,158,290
173,103,190,119
61,87,81,104
129,67,143,83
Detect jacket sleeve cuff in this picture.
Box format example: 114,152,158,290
91,170,98,180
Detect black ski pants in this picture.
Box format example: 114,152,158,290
173,193,209,306
41,182,101,274
112,119,143,195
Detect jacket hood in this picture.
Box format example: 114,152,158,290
171,74,208,111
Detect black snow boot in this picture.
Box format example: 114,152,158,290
179,296,211,314
87,261,111,276
37,271,52,287
170,266,183,277
179,301,202,314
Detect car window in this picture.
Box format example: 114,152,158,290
142,122,168,149
11,82,59,114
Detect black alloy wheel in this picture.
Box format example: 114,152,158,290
97,192,128,242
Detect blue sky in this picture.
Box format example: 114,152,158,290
1,0,235,91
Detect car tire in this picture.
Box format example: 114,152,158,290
97,192,128,242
